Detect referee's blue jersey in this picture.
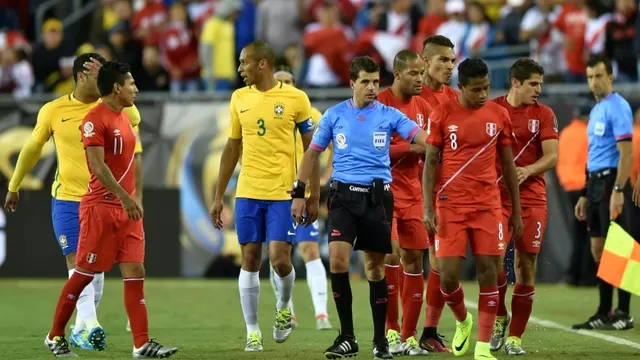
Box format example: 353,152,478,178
587,92,633,173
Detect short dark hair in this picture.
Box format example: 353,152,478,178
509,58,545,85
586,54,613,75
97,60,131,97
73,53,107,82
393,50,420,71
458,58,489,86
422,35,454,56
349,56,379,81
246,40,275,69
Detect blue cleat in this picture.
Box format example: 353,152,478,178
69,330,95,350
87,326,107,351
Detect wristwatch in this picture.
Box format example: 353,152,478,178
613,184,625,192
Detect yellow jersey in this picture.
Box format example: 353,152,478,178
28,94,143,201
295,106,323,198
229,81,312,200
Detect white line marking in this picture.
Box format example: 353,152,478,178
465,300,640,349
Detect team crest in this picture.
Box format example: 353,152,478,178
528,119,540,133
274,103,285,119
58,234,68,248
416,114,425,128
87,253,97,264
83,122,95,138
486,122,497,136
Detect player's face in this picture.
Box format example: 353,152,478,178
350,71,379,105
459,76,490,107
587,63,614,99
395,59,425,96
274,72,295,86
115,73,138,107
238,47,267,86
422,46,455,85
513,73,543,105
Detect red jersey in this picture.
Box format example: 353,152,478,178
131,1,167,45
493,96,558,208
159,22,200,79
377,88,432,203
426,99,512,209
81,103,138,207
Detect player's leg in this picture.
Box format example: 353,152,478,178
268,244,296,327
490,211,512,352
385,214,402,352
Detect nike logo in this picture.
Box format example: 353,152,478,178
287,231,295,236
454,335,469,352
240,109,250,113
310,231,319,236
61,118,72,122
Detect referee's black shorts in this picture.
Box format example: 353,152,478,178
327,181,394,254
586,168,640,240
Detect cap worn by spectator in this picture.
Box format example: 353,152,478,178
42,18,63,33
445,0,465,15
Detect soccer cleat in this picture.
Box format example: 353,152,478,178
69,329,94,350
490,313,511,351
373,339,393,359
385,329,403,355
86,326,107,351
610,309,634,330
126,320,131,332
504,336,526,355
419,333,451,353
324,333,359,359
474,341,497,359
132,339,178,358
401,336,430,356
571,311,615,330
44,334,77,357
452,312,473,356
291,314,298,329
244,332,263,352
273,308,293,343
316,314,333,330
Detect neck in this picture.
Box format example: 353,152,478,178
506,90,524,107
390,82,411,101
73,88,99,104
458,95,477,109
596,89,613,102
424,75,443,91
254,74,279,92
101,96,124,112
352,97,372,109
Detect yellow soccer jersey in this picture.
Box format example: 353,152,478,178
229,81,312,200
295,106,322,198
30,94,143,201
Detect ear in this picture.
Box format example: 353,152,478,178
392,70,400,81
112,82,119,95
349,79,355,90
457,82,463,91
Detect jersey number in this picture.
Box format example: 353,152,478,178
498,222,503,241
113,138,123,155
449,133,458,150
535,221,542,239
257,119,266,136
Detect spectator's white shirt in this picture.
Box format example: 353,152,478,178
521,6,566,75
0,60,34,99
585,13,613,55
304,23,355,87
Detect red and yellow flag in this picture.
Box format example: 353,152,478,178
597,222,640,296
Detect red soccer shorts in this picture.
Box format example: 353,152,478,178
391,202,429,250
434,207,505,258
502,206,547,254
76,204,145,272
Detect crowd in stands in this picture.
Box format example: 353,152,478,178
0,0,638,99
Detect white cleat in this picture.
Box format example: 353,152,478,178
316,315,333,330
273,308,293,343
44,333,78,357
245,332,263,352
132,339,178,358
386,329,403,356
401,336,430,356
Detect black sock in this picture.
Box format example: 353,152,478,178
422,326,437,339
618,288,631,314
331,272,354,337
369,278,388,345
598,271,614,315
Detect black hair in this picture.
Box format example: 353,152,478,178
73,52,107,82
97,60,131,97
458,58,489,86
349,56,379,81
509,57,545,85
586,54,613,75
422,35,455,56
245,40,276,69
393,50,421,71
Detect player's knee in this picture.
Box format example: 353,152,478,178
400,249,423,273
384,253,400,265
241,245,262,272
300,243,320,263
428,248,439,272
119,262,144,278
329,252,350,273
440,273,459,292
364,261,385,281
65,253,77,270
271,257,293,276
475,257,498,286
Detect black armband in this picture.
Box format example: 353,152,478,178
291,180,306,199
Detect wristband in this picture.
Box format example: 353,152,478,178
580,187,587,197
291,180,306,199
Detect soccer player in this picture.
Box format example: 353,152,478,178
3,53,144,351
417,34,459,353
209,41,319,351
291,55,431,359
489,58,559,355
44,60,177,358
422,58,523,360
377,50,431,356
268,68,332,330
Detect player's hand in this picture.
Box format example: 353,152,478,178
121,196,143,220
4,191,18,212
291,198,306,224
516,167,532,185
304,196,319,226
574,196,587,221
610,191,624,220
509,212,524,242
633,180,640,207
423,206,438,235
210,200,224,229
83,57,102,78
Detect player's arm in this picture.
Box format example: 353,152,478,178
498,112,522,222
295,111,333,193
320,142,333,184
214,96,242,205
520,110,559,181
133,126,143,202
612,103,634,188
421,113,443,235
295,94,320,198
390,108,428,148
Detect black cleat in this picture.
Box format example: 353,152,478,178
132,339,178,358
373,339,393,359
610,309,634,330
324,333,359,359
572,311,615,330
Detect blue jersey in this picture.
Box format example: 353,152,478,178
587,92,633,172
310,99,421,185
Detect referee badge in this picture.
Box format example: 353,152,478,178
528,119,539,133
373,132,387,150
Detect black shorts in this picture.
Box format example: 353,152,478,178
586,168,639,239
327,181,394,254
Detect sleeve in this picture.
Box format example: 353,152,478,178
425,108,444,147
123,105,143,153
31,102,53,145
498,108,513,147
611,100,633,142
539,106,559,141
390,108,421,142
133,125,143,153
310,110,333,152
82,112,108,148
228,92,242,139
295,92,314,134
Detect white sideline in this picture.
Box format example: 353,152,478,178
465,300,640,350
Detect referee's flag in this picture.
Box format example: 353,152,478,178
597,222,640,296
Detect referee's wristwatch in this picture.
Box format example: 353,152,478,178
613,184,625,193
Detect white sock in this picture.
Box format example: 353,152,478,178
92,273,105,308
271,263,295,313
275,267,295,311
305,258,328,317
239,269,261,335
70,269,100,332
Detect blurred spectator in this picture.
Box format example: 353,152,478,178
186,0,216,32
234,0,257,58
435,0,466,62
31,19,75,93
520,0,565,81
630,108,640,187
584,0,613,58
106,22,143,76
554,0,588,82
303,0,353,87
200,0,243,92
494,0,533,52
371,0,422,71
283,44,304,82
0,47,33,99
307,0,357,24
605,0,638,82
0,29,29,53
459,2,492,59
131,0,168,46
90,0,117,43
413,0,447,51
256,0,304,56
160,2,200,93
137,46,170,91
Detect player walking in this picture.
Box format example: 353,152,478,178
377,50,431,356
490,58,559,355
423,58,523,360
44,60,177,358
4,53,143,351
210,41,319,351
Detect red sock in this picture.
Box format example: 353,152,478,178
384,265,400,332
398,263,405,299
509,284,535,338
401,271,424,341
424,269,445,328
124,278,150,348
50,271,94,338
478,286,499,342
497,270,508,316
440,284,467,322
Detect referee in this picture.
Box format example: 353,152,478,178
573,54,639,330
290,56,429,359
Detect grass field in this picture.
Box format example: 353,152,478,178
3,279,640,359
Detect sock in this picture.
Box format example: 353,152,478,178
509,284,534,339
478,286,499,342
305,259,328,317
424,269,445,328
369,278,389,344
239,269,261,334
401,271,424,341
275,267,295,311
384,264,400,332
618,288,631,314
331,272,354,336
49,271,94,338
68,269,86,333
92,273,105,308
497,270,508,317
441,284,467,322
270,264,294,313
123,278,149,349
598,272,614,315
398,262,405,298
72,277,98,332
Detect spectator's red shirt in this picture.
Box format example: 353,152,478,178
131,1,167,46
554,4,588,74
159,23,200,80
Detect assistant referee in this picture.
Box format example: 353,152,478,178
290,56,429,359
573,54,639,330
